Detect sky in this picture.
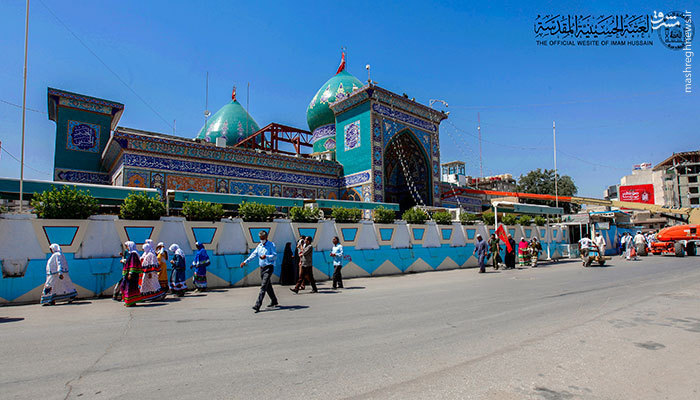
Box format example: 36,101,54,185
0,0,698,197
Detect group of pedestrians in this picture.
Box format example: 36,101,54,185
474,233,542,273
618,231,651,260
111,239,209,307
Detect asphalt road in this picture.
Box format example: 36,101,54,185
2,255,700,400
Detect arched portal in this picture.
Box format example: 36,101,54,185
383,130,431,211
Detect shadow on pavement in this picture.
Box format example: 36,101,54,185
259,305,309,313
0,317,24,323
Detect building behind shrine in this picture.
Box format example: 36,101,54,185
48,57,450,211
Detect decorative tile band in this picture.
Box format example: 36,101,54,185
372,103,437,133
123,153,340,188
342,170,371,187
311,124,336,143
54,169,110,184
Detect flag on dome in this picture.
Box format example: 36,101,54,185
336,52,346,74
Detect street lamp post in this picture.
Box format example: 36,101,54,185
19,0,30,213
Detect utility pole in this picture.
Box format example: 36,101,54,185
553,121,558,208
478,112,483,180
19,0,29,213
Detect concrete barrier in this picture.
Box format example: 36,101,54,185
0,215,569,305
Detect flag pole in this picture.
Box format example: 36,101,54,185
553,121,558,209
19,0,30,213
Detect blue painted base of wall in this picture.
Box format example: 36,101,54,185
1,244,480,304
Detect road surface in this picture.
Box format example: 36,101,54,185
2,255,700,399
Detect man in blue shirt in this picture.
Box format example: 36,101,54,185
330,236,344,289
240,230,279,313
474,234,488,274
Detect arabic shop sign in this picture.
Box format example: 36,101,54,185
534,11,694,49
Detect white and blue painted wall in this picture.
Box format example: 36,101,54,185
0,214,570,305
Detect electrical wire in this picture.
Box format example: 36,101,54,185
0,144,52,177
0,99,46,114
39,0,174,131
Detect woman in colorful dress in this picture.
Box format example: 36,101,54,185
169,243,187,297
139,242,166,301
156,242,169,292
517,237,529,267
120,241,143,307
40,244,78,306
191,242,210,292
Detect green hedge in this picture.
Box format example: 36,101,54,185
460,212,480,225
120,193,165,220
481,211,495,225
182,200,224,221
373,207,396,224
31,186,98,219
238,201,276,222
432,211,453,225
534,216,547,226
289,206,320,222
331,207,362,223
402,207,429,224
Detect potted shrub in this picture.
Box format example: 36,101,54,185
238,202,278,249
373,206,396,224
115,193,165,247
290,206,322,246
432,211,455,244
481,211,495,225
182,200,225,222
373,206,398,246
403,207,430,244
534,216,546,226
29,186,95,253
238,201,275,222
460,212,480,225
331,207,362,223
331,207,363,245
182,200,225,250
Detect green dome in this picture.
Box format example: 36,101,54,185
306,69,363,134
196,96,260,146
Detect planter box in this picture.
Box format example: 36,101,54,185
436,225,455,245
407,224,429,246
240,222,277,250
114,219,163,249
31,218,90,254
335,223,363,247
374,223,396,246
183,221,224,251
290,222,322,247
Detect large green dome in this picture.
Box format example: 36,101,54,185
196,91,260,146
306,68,363,147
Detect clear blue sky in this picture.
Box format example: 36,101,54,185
0,0,698,197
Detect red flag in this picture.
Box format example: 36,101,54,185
336,52,346,74
496,224,512,253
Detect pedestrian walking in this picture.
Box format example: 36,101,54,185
488,234,501,270
291,236,318,293
330,236,344,289
40,244,78,306
529,238,542,267
517,237,529,267
594,232,606,257
505,234,516,269
296,236,307,290
191,242,210,292
139,242,166,301
168,244,187,297
156,242,169,291
120,241,143,307
240,230,279,313
474,234,488,273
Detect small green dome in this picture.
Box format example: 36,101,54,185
196,92,260,146
306,69,363,134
